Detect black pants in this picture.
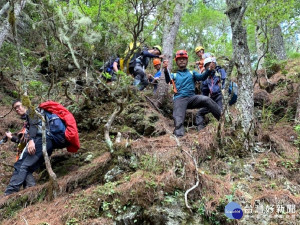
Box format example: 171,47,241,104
5,136,55,195
197,93,223,127
173,95,221,136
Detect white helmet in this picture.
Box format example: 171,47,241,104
204,57,216,67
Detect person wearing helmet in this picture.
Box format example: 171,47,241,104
148,58,162,93
195,46,205,73
132,45,164,91
197,57,224,130
163,50,221,136
99,55,120,82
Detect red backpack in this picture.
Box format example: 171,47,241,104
39,101,80,153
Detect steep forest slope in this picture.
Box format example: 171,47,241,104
0,58,299,225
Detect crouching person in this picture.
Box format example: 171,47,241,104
4,100,68,195
163,50,221,137
197,57,224,130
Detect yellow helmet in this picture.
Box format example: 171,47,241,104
195,46,204,53
153,45,162,54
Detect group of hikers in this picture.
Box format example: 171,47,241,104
103,44,238,135
0,44,237,196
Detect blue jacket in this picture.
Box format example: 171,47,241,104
215,66,226,89
201,71,222,97
228,81,238,105
165,69,211,99
154,70,161,79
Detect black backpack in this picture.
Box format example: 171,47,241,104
128,49,143,74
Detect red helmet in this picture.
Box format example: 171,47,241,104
175,50,188,60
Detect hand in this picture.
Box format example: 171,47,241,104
5,131,13,139
163,60,169,69
159,54,165,59
27,140,36,155
195,61,200,65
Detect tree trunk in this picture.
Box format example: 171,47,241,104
226,0,254,140
155,0,185,107
0,0,26,50
255,20,266,70
269,25,287,60
295,85,300,123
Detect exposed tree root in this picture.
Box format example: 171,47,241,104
182,149,199,212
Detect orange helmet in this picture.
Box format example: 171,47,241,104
175,50,188,60
153,58,161,66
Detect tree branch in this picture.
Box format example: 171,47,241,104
35,109,59,199
253,19,270,87
0,2,10,18
96,0,102,23
104,105,122,152
0,107,13,118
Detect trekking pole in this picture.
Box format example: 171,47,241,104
167,68,178,94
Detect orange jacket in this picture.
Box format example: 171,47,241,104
198,58,205,73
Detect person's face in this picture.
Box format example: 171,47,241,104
196,50,204,58
205,62,211,70
176,57,188,69
154,64,161,70
153,48,161,55
13,102,26,116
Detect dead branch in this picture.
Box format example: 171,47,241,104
104,105,122,152
21,216,28,225
217,58,235,147
0,107,13,118
144,95,163,114
103,81,129,152
35,109,59,199
64,82,75,103
115,132,122,144
253,19,270,88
